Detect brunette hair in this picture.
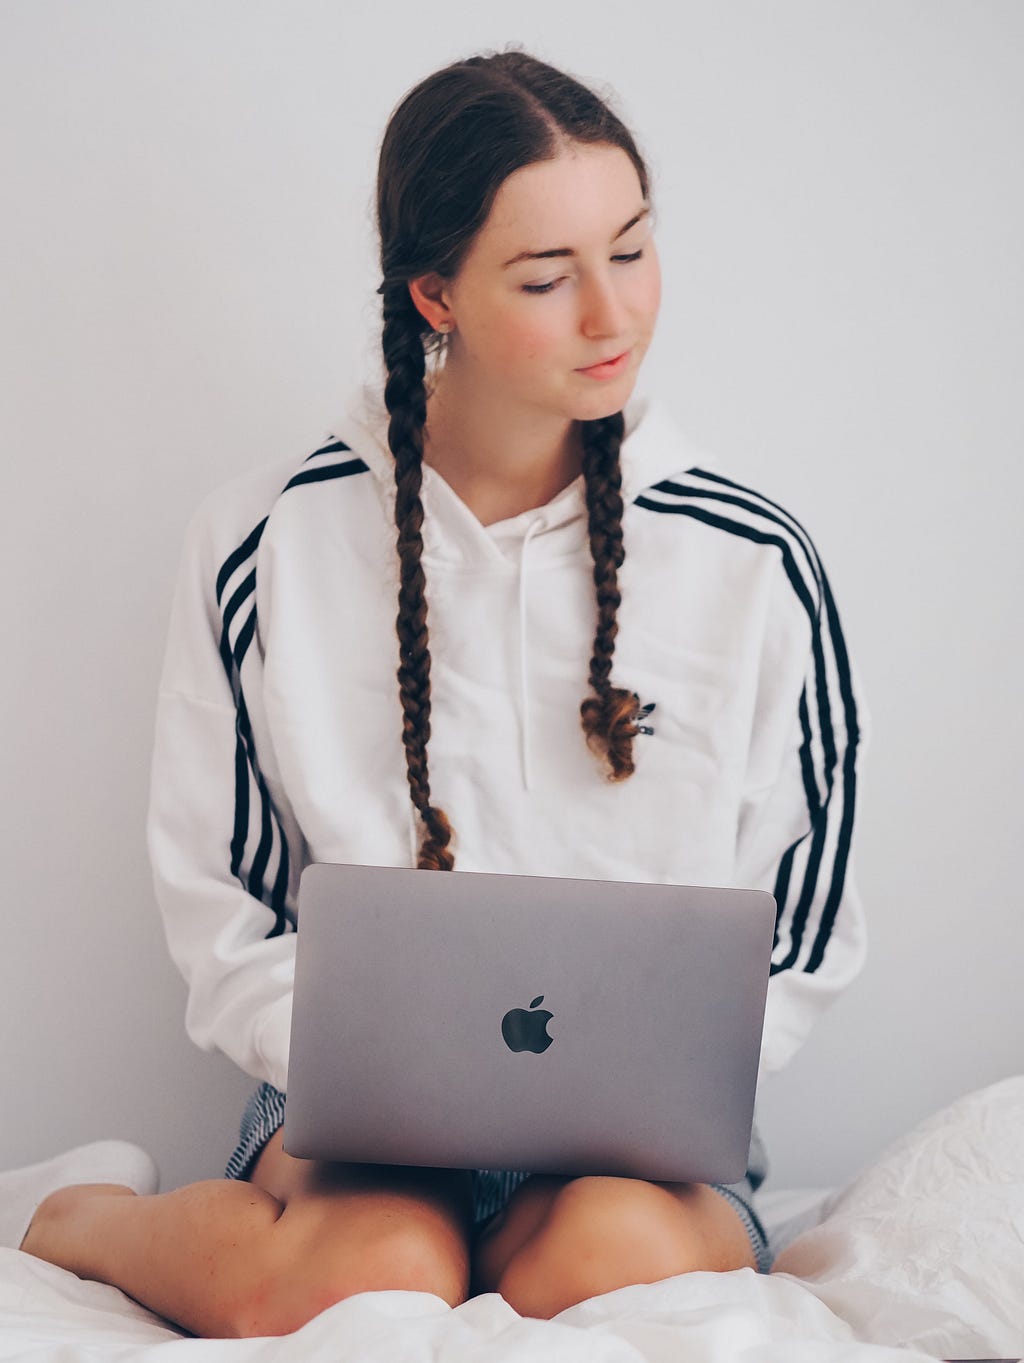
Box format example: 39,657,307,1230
376,48,652,870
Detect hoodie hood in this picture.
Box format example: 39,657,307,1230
333,377,719,569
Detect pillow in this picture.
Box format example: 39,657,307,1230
771,1075,1024,1359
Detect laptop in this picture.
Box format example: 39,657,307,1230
282,862,775,1185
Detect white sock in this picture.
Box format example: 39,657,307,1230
0,1139,159,1252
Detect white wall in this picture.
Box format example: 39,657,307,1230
2,0,1020,1197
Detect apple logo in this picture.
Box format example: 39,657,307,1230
501,995,554,1054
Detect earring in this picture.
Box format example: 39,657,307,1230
436,321,454,334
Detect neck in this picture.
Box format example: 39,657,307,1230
422,363,584,527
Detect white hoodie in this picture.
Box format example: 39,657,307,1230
146,381,870,1110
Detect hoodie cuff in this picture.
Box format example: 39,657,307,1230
255,994,293,1095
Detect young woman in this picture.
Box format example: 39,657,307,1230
4,49,869,1336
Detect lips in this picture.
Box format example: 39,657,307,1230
577,349,629,371
575,349,632,380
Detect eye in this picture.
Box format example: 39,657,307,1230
520,249,645,295
521,277,564,296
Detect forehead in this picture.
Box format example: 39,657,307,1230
469,144,645,263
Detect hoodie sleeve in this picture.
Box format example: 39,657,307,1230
736,537,872,1079
146,478,308,1094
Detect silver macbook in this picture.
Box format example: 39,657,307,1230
283,862,775,1185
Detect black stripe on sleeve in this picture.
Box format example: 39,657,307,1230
634,472,862,976
303,438,354,462
230,702,250,881
803,564,862,973
211,447,370,937
285,454,368,490
216,519,266,607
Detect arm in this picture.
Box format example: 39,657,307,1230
146,483,307,1093
737,543,872,1078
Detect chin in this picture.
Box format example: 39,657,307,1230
570,379,636,424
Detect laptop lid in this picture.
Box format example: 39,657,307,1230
283,862,774,1186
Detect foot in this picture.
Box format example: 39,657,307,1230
20,1182,136,1258
0,1139,158,1253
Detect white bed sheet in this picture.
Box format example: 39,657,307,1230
2,1076,1020,1363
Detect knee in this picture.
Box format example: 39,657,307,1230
552,1176,703,1272
228,1217,470,1337
497,1177,705,1316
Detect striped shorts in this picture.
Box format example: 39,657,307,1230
226,1081,773,1273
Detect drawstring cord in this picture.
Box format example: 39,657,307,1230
518,519,543,791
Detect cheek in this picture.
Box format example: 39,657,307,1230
637,256,662,323
481,307,563,367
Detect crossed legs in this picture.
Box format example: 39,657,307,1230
21,1131,756,1336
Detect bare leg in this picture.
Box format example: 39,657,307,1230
473,1175,756,1319
22,1178,289,1336
21,1151,474,1338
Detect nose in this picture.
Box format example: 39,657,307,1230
579,269,629,340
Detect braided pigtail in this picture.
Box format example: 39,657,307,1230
579,411,642,781
376,49,654,834
380,282,455,870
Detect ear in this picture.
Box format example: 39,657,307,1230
408,272,455,332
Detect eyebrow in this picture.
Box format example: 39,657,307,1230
501,206,651,268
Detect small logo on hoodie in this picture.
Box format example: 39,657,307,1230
633,696,656,737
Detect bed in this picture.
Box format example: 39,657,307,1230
1,1077,1020,1362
